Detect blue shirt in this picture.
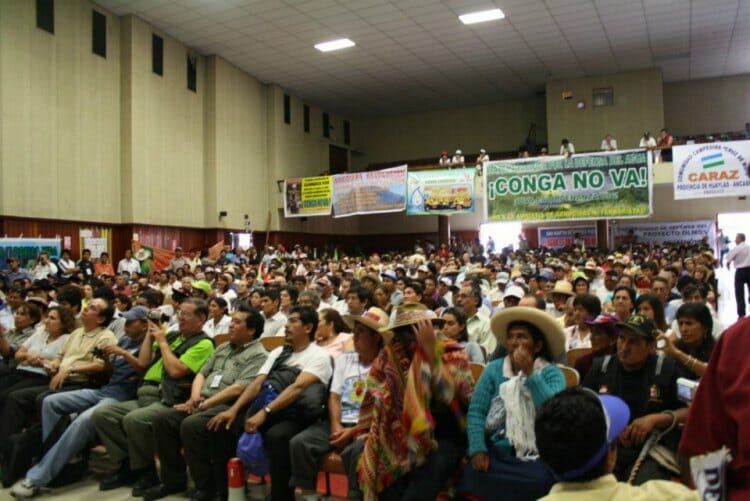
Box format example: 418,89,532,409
100,334,144,401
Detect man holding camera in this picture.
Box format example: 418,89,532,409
30,252,57,282
91,298,214,498
10,306,149,498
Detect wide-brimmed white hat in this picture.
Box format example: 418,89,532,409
343,307,389,333
491,306,565,359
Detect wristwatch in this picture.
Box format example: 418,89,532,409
263,405,272,415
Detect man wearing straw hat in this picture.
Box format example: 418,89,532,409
291,307,388,501
351,303,474,500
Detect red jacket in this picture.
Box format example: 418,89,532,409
679,317,750,499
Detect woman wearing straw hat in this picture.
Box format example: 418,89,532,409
351,303,474,500
458,306,566,501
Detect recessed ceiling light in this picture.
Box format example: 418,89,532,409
459,8,505,25
315,38,355,52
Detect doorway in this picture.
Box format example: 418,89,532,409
329,145,348,174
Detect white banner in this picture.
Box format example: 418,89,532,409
673,140,750,200
611,220,715,248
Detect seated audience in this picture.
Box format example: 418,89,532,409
574,313,618,380
583,314,686,483
315,308,352,358
350,303,473,500
291,307,387,501
635,293,669,332
564,294,602,351
203,297,231,339
459,306,565,500
658,302,714,380
440,306,485,363
10,306,149,498
151,305,268,501
0,298,117,446
0,302,42,377
535,387,698,500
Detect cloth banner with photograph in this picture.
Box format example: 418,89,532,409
332,165,407,218
485,150,652,222
283,176,333,217
672,140,750,200
611,220,715,249
406,168,475,215
537,225,597,249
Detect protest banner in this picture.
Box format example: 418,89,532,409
612,220,715,249
406,168,475,215
332,165,406,218
0,238,61,269
538,225,597,249
672,140,750,200
485,150,651,222
284,176,333,217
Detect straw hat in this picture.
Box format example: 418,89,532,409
379,303,444,343
343,307,389,333
550,280,575,296
491,306,565,359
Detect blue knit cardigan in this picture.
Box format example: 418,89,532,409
467,357,566,457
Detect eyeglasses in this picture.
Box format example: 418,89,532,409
177,310,195,318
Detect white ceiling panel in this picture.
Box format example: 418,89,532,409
94,0,746,117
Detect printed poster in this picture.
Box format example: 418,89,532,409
284,176,333,217
406,168,476,215
538,226,597,249
332,165,406,218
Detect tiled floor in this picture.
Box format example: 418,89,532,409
0,267,745,501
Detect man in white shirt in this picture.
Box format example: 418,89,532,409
455,284,495,354
451,149,465,166
259,288,287,337
215,305,333,501
726,232,750,317
600,134,618,151
31,252,57,281
117,249,141,275
560,139,575,157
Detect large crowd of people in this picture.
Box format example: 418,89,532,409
0,234,747,500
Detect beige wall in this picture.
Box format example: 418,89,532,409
353,96,546,169
205,56,268,231
546,69,664,153
0,0,121,222
664,74,750,136
121,16,205,227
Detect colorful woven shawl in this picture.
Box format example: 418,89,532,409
354,338,473,499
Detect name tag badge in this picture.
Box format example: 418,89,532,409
210,374,223,388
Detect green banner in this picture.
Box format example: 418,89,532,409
485,150,652,222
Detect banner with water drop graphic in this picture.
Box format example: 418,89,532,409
406,168,476,216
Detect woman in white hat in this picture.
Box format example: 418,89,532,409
458,307,566,500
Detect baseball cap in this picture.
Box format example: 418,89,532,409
503,285,525,300
191,280,212,295
616,314,657,340
559,389,630,480
122,306,149,322
496,271,510,284
381,270,397,281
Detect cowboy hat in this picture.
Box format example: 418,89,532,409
550,280,575,296
343,307,389,333
491,306,565,359
379,303,444,343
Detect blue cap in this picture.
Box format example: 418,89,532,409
122,306,149,322
558,391,630,480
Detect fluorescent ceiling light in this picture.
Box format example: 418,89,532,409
315,38,355,52
459,8,505,25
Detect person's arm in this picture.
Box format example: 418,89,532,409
245,371,322,432
658,333,707,378
205,373,266,431
151,324,191,379
525,363,566,408
102,343,149,373
0,325,12,358
200,383,246,410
